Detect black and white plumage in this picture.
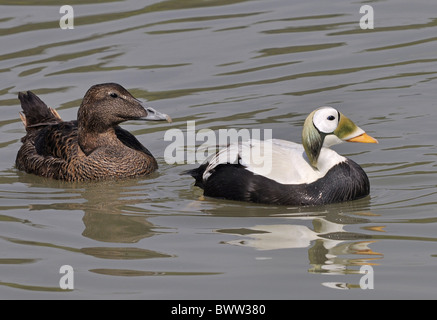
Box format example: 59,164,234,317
186,106,378,206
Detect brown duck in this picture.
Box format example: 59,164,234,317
16,83,171,181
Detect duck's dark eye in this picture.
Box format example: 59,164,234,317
327,115,335,121
110,92,118,98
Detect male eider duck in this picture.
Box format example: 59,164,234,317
186,106,378,206
16,83,171,181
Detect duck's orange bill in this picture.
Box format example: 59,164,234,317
347,133,378,144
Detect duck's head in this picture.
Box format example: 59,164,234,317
77,83,171,132
302,106,378,167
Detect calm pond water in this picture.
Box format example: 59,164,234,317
1,0,437,300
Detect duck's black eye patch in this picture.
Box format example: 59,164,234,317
110,92,118,98
327,115,335,121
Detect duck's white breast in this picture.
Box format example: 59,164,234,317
203,139,346,185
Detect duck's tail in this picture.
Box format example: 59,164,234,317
18,91,62,131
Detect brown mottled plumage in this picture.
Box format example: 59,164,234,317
16,83,171,182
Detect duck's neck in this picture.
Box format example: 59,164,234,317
78,126,117,156
302,132,325,169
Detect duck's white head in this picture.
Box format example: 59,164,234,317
302,106,378,167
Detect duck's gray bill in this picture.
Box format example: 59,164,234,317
142,106,172,123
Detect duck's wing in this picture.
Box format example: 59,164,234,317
16,91,79,178
202,139,322,185
32,121,78,160
17,90,78,160
15,121,78,180
114,126,154,157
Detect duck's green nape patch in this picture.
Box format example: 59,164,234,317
302,109,323,167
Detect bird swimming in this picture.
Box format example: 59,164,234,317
186,106,378,206
16,83,171,181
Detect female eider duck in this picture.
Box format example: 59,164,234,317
16,83,171,182
187,106,378,206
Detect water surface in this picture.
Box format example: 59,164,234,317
1,0,437,299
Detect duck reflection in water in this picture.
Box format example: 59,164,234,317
215,203,383,287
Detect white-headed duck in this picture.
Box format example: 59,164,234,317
186,106,378,206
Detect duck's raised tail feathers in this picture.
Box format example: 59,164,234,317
18,91,62,130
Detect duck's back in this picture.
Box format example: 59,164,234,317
16,120,77,180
